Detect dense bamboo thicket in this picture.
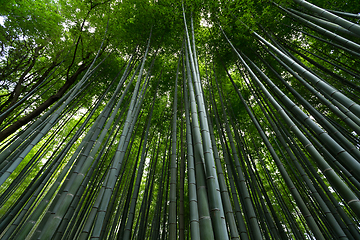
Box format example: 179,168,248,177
1,0,360,239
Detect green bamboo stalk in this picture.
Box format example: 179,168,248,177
242,53,360,178
212,66,263,239
209,86,250,239
246,72,348,239
182,61,201,240
185,43,215,240
292,0,360,37
289,8,358,37
206,78,240,239
184,10,228,239
169,51,181,240
276,4,360,52
122,81,157,240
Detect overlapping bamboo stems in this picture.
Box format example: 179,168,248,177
217,77,263,225
271,140,335,238
258,32,360,123
275,3,360,52
184,8,229,239
0,109,98,234
243,139,288,239
205,69,239,240
240,41,360,218
326,117,360,149
24,51,142,239
161,148,171,240
260,26,360,120
292,0,360,37
30,55,134,233
259,45,360,139
0,36,110,182
179,94,185,240
238,46,360,220
311,46,360,77
116,73,155,240
222,57,326,239
135,133,161,240
0,78,95,188
282,42,360,94
263,55,360,156
251,137,305,239
103,123,141,240
82,40,153,240
0,83,85,172
204,69,248,239
77,62,146,239
30,104,116,239
294,114,360,197
57,102,130,239
54,63,135,227
222,60,304,238
169,50,181,240
327,9,360,19
229,121,271,238
116,133,145,240
0,77,92,162
132,87,161,236
149,133,170,240
93,72,153,240
288,8,358,38
255,48,360,169
242,136,283,239
210,64,262,239
4,91,115,239
284,24,360,59
184,43,214,240
283,109,360,225
242,52,360,174
209,89,249,239
63,118,127,240
220,83,286,239
274,115,360,239
277,25,360,81
262,10,360,118
122,131,152,239
130,131,158,240
3,104,84,203
284,104,360,199
243,69,349,238
0,104,80,208
309,66,360,104
182,57,201,240
110,96,150,238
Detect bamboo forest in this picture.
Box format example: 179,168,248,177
1,0,360,239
